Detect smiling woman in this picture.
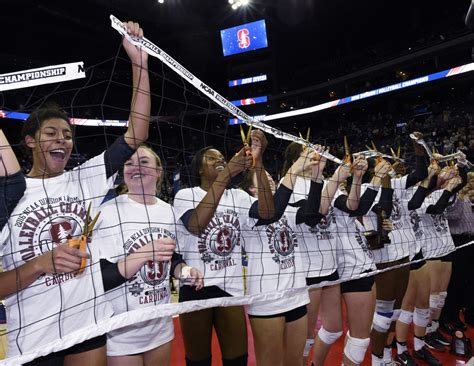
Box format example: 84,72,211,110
21,106,74,178
172,130,275,366
0,20,152,366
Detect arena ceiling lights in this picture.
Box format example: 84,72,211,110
229,0,250,10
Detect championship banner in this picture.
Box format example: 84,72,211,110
0,62,85,92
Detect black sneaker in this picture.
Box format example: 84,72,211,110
431,329,450,346
424,332,446,352
394,351,418,365
413,346,443,366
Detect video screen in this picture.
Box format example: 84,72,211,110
220,19,268,57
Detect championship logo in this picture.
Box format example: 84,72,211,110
126,227,173,303
199,210,240,270
391,196,403,229
13,197,88,286
309,207,335,240
266,217,298,269
15,199,87,261
237,28,250,49
431,213,448,234
139,260,168,286
410,210,424,239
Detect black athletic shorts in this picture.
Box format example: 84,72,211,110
427,252,454,263
248,305,307,323
306,270,339,286
179,285,232,302
410,250,426,271
340,272,375,294
24,335,106,366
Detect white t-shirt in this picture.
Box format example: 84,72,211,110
418,189,455,259
287,177,339,279
0,153,115,357
173,187,254,297
406,186,425,259
245,208,309,316
333,188,375,280
363,177,412,263
97,195,178,356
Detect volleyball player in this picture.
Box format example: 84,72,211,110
392,160,442,366
326,157,392,366
440,180,474,333
0,21,151,365
361,133,429,366
408,162,466,355
172,130,274,366
238,147,324,366
95,145,203,366
280,142,343,366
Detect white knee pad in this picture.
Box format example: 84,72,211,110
344,331,370,365
392,309,402,322
318,326,343,345
373,312,393,333
438,291,447,308
375,299,396,313
398,310,414,325
413,307,430,328
429,294,440,310
303,338,314,357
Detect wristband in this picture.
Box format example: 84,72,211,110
180,265,192,279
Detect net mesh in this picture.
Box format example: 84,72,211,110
0,25,473,365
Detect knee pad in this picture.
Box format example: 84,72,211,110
392,309,402,322
318,326,343,345
375,299,396,313
373,312,393,333
438,291,447,308
303,338,314,357
186,357,212,366
344,331,370,365
429,294,440,310
413,307,430,328
222,354,248,366
398,310,414,325
373,299,395,333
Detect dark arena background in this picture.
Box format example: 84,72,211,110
0,0,473,365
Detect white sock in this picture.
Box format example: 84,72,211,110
414,336,425,351
396,341,407,355
431,319,439,332
383,346,393,361
371,353,384,366
426,322,434,334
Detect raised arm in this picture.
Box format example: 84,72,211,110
122,21,151,150
184,148,253,235
298,147,328,226
250,130,274,220
320,163,351,215
0,130,26,230
426,176,463,215
407,160,440,210
405,131,429,188
346,156,369,211
0,130,21,177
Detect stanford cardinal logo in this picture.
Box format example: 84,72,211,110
237,28,250,48
140,260,168,286
199,209,241,263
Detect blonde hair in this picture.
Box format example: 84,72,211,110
118,144,163,196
